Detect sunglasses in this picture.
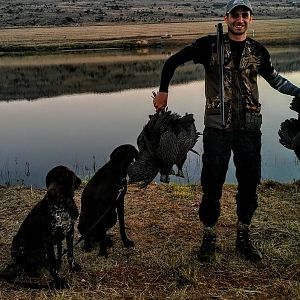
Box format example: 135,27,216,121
229,12,251,19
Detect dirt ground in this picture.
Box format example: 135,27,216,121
0,181,299,299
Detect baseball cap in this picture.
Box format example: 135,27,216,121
226,0,252,14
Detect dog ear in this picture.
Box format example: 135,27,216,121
46,168,58,189
109,146,123,161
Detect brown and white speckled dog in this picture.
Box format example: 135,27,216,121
8,165,82,289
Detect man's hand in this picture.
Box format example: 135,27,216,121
290,96,300,114
152,91,168,112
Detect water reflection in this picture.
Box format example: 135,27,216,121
0,47,299,187
0,46,299,101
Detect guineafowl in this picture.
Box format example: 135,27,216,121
128,109,200,187
278,117,300,160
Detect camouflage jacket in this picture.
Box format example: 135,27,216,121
159,33,300,130
204,35,264,130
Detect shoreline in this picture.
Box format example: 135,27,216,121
0,18,299,55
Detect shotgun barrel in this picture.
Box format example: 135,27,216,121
216,23,225,128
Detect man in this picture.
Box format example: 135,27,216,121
153,0,300,262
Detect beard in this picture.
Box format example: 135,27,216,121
227,22,249,35
228,24,248,36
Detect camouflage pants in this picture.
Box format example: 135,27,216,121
199,127,261,227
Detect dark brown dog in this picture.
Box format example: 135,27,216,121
8,165,82,289
78,144,138,257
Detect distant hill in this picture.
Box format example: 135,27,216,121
0,0,299,28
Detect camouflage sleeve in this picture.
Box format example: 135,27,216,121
259,46,300,97
267,72,300,97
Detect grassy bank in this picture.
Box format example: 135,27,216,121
0,19,299,54
0,181,299,299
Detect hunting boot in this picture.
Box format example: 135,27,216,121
197,227,216,262
236,223,262,262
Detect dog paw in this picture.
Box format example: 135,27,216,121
53,278,69,289
123,239,134,248
105,236,114,247
70,262,82,272
83,241,93,252
0,263,20,280
25,267,41,278
138,182,149,189
98,249,108,258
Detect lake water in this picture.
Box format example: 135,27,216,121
0,47,299,187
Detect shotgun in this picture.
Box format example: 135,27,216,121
216,23,225,128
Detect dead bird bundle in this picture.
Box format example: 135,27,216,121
278,117,300,160
128,109,200,188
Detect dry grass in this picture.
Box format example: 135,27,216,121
0,181,299,299
0,19,299,52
